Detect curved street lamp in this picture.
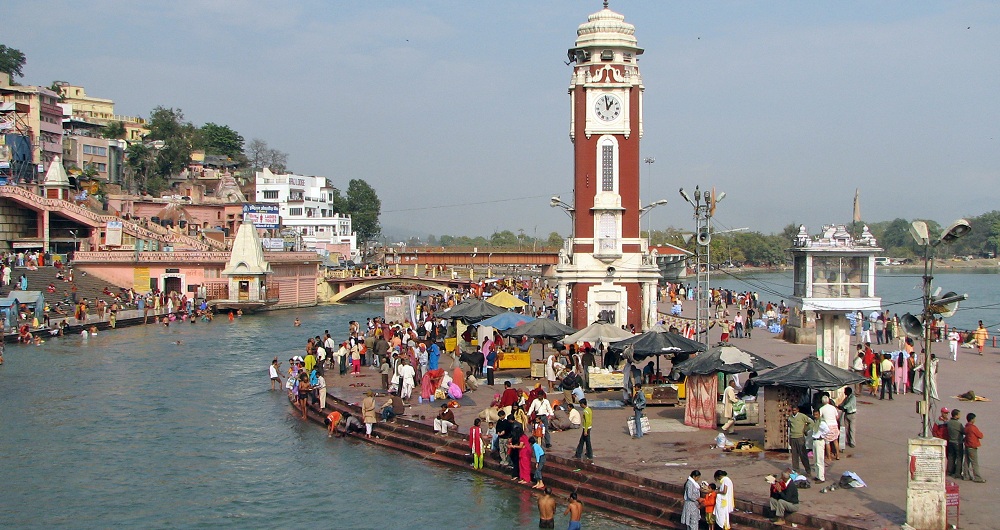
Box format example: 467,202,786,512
909,219,971,438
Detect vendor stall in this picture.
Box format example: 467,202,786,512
611,330,707,407
752,355,867,450
674,343,776,430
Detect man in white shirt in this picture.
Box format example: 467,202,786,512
527,393,555,447
315,373,327,410
948,329,961,361
812,409,830,482
323,332,336,368
567,403,582,429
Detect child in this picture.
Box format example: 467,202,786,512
701,482,717,528
485,421,498,455
469,418,485,469
530,435,546,490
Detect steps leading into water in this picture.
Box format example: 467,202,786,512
295,393,846,530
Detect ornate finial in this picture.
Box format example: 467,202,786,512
603,0,609,8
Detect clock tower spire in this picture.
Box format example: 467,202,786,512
554,4,662,331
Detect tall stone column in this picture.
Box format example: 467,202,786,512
557,282,568,325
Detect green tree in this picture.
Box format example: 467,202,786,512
546,231,564,248
124,143,153,194
146,106,196,185
988,219,1000,257
101,121,126,140
0,44,27,79
490,230,518,247
196,122,244,158
343,179,382,243
438,235,455,247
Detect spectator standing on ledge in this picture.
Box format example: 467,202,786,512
946,409,965,478
787,405,813,474
573,399,593,460
964,412,986,482
632,384,646,439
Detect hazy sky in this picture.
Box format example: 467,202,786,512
5,1,998,241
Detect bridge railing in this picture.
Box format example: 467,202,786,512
321,265,493,282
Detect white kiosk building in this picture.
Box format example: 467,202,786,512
786,224,882,370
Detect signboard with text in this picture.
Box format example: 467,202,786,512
105,220,124,246
261,238,284,250
242,204,279,229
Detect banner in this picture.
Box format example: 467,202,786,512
242,204,279,229
105,220,123,246
261,238,284,250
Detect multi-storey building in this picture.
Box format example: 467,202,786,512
54,82,148,141
254,168,357,261
0,73,64,178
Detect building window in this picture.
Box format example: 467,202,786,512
82,145,107,156
289,208,303,216
601,145,613,191
597,213,617,252
262,190,278,199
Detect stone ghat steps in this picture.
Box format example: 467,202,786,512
5,267,130,314
299,395,832,530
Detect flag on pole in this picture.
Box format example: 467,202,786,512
852,188,861,222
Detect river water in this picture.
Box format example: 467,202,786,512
0,302,632,529
709,269,1000,330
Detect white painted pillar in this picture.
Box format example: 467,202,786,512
557,282,568,325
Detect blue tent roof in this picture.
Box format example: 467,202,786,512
475,312,536,330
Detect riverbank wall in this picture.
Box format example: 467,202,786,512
292,389,864,530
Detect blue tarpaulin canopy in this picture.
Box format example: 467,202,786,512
475,312,535,331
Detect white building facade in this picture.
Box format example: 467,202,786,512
254,168,357,261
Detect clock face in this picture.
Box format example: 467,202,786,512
594,93,622,122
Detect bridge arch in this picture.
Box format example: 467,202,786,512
325,277,458,303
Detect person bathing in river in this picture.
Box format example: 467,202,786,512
269,358,283,390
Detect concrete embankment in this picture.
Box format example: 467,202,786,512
293,391,858,530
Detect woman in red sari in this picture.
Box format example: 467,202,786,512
509,432,532,484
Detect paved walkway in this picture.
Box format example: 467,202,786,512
325,325,998,529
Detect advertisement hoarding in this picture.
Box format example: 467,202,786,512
242,204,279,229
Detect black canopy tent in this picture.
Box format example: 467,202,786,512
752,355,866,390
441,299,506,324
751,355,868,450
499,318,578,360
675,343,777,376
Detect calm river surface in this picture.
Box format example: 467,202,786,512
0,302,632,529
710,269,1000,330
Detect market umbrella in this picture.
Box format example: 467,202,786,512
486,291,528,309
608,331,707,361
752,355,867,391
562,322,634,345
476,312,535,331
500,318,579,359
500,318,577,341
675,343,776,376
441,299,507,323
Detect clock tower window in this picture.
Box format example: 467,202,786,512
601,144,614,192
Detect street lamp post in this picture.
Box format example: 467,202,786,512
639,198,669,251
908,219,971,437
679,186,725,346
903,219,970,530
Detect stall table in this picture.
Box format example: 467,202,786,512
589,371,624,390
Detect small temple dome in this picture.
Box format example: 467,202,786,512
573,3,642,52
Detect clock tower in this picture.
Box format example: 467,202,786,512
554,2,662,331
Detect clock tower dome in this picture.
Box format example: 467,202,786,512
554,3,662,331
